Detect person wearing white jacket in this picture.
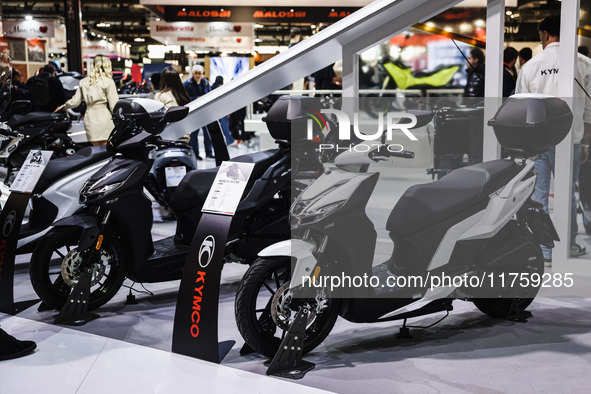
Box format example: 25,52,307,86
55,55,118,146
515,15,591,263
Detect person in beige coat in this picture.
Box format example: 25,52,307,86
55,55,118,146
154,67,191,144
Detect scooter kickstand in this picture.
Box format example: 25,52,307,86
505,300,533,323
54,267,99,326
266,307,315,379
396,319,413,339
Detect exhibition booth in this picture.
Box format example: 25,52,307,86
2,0,591,393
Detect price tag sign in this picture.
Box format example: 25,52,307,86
10,150,53,194
202,161,255,216
165,166,187,187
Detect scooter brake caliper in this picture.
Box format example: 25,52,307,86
61,248,111,287
271,281,317,330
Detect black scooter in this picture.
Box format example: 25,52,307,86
29,96,322,311
0,101,81,184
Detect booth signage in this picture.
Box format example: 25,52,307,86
0,150,51,314
148,6,359,23
153,35,252,50
150,21,254,50
4,21,55,39
149,21,253,38
172,160,254,362
202,162,255,216
10,150,54,194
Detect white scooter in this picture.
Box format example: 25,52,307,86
235,94,568,358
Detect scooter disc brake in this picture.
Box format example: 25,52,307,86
60,249,110,287
270,281,317,331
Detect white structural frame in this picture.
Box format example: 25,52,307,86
554,0,590,273
162,0,465,139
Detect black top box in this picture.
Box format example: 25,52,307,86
264,95,324,143
488,94,573,155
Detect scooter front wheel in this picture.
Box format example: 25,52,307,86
29,226,127,311
235,257,339,358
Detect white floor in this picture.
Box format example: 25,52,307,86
0,315,331,394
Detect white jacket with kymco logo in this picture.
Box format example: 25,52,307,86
515,42,591,144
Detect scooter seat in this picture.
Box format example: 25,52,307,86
7,111,68,129
387,159,522,237
33,146,112,193
169,149,281,212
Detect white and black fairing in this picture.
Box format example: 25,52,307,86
289,94,571,323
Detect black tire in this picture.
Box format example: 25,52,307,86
473,224,544,319
473,298,535,319
29,226,127,311
235,257,339,358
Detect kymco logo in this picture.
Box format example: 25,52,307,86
306,109,418,141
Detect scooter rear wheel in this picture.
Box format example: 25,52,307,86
472,298,534,319
29,226,127,311
235,257,339,358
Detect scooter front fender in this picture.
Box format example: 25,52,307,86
258,239,318,289
52,213,100,250
52,213,99,230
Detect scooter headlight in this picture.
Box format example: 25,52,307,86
80,170,128,203
290,199,347,227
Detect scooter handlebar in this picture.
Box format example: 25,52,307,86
388,150,415,159
370,147,415,162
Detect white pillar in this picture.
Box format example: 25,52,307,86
341,46,359,115
483,0,505,161
554,0,586,272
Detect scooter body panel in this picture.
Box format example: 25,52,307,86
16,158,110,250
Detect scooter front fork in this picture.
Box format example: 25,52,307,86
77,209,112,270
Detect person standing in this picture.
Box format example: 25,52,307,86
464,48,485,97
518,47,532,67
155,67,190,109
183,64,214,160
211,76,236,147
0,327,36,361
154,67,191,144
55,55,118,146
515,14,591,263
503,47,519,97
27,63,66,112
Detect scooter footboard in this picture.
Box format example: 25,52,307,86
258,239,318,289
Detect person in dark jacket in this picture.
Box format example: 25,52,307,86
26,63,66,112
503,47,519,97
182,64,214,159
519,47,532,67
464,48,485,98
211,76,236,146
11,69,38,111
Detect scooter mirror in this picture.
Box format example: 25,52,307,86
163,106,189,123
153,106,189,134
0,53,12,117
9,100,32,115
